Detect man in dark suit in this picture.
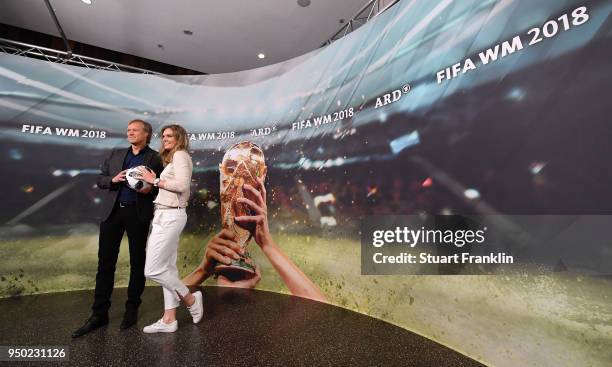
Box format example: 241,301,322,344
72,119,163,338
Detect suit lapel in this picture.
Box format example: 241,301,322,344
143,146,152,167
114,148,129,174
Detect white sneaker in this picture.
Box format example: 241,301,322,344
187,291,203,324
143,319,178,334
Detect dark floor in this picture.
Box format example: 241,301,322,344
0,286,483,366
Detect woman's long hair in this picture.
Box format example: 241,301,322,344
159,124,189,165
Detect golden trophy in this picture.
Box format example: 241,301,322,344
214,141,267,277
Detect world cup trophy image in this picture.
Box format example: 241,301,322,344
214,141,267,277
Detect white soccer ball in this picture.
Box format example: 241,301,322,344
125,166,153,191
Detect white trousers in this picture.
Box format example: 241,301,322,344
144,208,189,310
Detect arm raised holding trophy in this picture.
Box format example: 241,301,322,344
236,178,327,302
183,141,326,303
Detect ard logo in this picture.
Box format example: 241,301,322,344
374,84,410,109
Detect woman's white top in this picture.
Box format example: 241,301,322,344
153,150,193,208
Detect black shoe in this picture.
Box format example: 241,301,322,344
120,309,138,330
72,314,109,338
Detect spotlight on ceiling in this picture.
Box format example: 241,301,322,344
81,0,92,4
183,30,193,35
258,53,265,59
297,0,311,7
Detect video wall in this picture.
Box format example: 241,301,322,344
1,0,611,366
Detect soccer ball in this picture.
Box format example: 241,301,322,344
125,166,153,191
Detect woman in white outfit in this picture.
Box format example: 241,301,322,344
139,124,203,333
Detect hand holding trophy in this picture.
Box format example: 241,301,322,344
182,141,325,302
215,141,267,279
235,178,271,249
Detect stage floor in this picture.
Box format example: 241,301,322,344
0,286,482,366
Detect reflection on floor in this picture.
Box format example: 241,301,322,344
0,286,482,366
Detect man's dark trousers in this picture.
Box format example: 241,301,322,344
92,204,150,315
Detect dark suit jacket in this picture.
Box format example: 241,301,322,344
97,145,164,222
